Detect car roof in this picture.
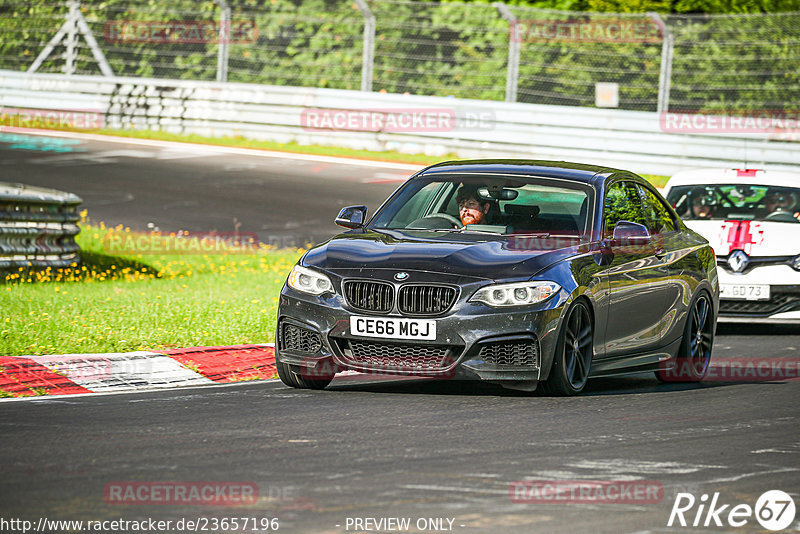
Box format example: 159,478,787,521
664,168,800,192
418,159,628,185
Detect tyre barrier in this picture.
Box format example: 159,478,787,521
0,182,82,269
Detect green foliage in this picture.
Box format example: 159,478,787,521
1,0,797,111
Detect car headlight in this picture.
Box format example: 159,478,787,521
792,254,800,272
287,265,333,296
470,281,560,307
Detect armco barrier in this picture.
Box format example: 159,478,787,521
1,69,798,176
0,182,82,269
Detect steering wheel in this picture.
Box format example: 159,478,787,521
765,210,797,222
406,213,461,230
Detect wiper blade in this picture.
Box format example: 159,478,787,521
459,228,503,235
509,232,551,238
401,228,462,233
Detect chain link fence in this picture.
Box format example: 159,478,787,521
1,0,798,113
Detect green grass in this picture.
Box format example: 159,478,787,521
80,127,456,166
1,222,303,356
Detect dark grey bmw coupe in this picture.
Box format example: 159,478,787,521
275,160,719,395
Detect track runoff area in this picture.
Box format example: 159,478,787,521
0,130,798,534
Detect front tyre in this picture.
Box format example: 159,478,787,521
276,359,334,390
656,290,713,383
540,300,593,396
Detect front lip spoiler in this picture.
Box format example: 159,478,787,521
458,364,541,381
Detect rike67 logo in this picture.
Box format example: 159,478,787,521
668,490,796,531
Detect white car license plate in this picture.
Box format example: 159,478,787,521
719,284,771,301
350,316,436,340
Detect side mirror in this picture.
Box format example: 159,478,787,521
607,220,651,247
335,205,367,229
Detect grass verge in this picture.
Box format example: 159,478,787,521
1,219,302,356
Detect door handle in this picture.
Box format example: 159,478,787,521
654,247,667,259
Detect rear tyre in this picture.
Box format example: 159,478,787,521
540,300,593,396
656,290,713,383
276,359,334,390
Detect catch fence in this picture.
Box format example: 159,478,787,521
1,1,798,113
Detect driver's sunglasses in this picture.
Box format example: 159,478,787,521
458,200,483,210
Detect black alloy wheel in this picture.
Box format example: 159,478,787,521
541,300,593,396
657,291,713,383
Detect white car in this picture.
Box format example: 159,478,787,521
662,168,800,323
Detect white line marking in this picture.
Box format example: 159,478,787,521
2,378,282,403
568,459,726,475
4,127,425,171
402,484,507,495
700,467,800,485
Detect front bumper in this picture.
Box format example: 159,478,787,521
275,286,568,383
716,263,800,322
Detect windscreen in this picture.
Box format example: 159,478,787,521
369,175,592,236
667,184,800,224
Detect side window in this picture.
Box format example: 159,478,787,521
603,181,648,238
639,186,678,235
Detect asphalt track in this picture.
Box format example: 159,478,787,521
1,131,799,533
0,130,411,247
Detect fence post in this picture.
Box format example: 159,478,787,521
29,0,113,76
63,0,80,75
354,0,375,92
215,0,231,82
495,3,520,103
650,12,673,114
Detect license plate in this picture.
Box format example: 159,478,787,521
719,284,771,301
350,316,436,340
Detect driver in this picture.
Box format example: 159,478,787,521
690,188,717,219
764,190,794,213
456,185,491,227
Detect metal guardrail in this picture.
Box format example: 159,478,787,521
1,69,798,177
0,182,82,269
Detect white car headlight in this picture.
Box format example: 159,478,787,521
792,254,800,272
287,265,333,296
470,281,560,307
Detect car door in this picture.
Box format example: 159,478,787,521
638,184,694,347
599,180,671,359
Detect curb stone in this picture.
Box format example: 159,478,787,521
0,344,275,398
